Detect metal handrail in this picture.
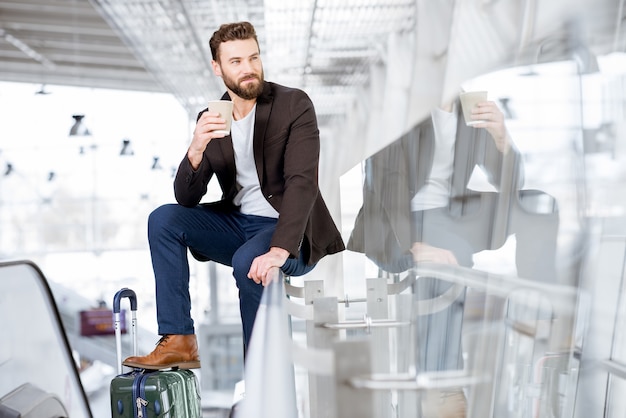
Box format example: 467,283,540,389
349,369,488,391
599,358,626,379
413,263,579,315
321,314,410,333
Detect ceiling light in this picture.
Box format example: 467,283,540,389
35,84,51,95
69,115,91,136
120,139,134,156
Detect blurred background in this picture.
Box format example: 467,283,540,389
2,0,626,417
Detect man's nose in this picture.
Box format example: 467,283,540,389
241,59,256,73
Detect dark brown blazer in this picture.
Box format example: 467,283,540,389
174,81,345,265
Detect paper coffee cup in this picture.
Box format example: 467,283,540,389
459,91,488,126
208,100,234,134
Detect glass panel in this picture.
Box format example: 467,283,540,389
611,264,626,364
343,64,583,285
340,56,597,416
607,374,626,417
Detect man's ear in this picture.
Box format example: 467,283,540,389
211,60,222,77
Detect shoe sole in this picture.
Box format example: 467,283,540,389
122,360,201,370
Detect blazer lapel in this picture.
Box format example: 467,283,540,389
252,83,273,184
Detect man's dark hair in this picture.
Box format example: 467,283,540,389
209,21,259,62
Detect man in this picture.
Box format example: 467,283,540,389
123,21,345,370
349,98,524,273
349,97,558,417
349,97,557,281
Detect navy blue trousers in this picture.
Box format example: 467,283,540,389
147,203,315,348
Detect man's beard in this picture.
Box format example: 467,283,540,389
223,71,264,100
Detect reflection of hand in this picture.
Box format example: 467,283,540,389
470,101,511,153
410,242,458,265
247,247,290,286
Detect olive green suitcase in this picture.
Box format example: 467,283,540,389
109,288,201,417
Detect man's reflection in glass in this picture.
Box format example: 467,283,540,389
348,93,559,416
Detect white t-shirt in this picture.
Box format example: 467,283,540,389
410,105,458,211
231,105,279,218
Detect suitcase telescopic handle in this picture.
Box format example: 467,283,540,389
113,287,138,374
113,287,137,313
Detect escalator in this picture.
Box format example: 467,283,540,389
0,260,92,417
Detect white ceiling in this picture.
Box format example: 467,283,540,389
0,0,159,91
0,0,416,125
0,0,622,125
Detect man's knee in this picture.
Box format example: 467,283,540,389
148,203,179,231
231,251,255,285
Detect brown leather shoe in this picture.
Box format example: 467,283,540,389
122,334,201,370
